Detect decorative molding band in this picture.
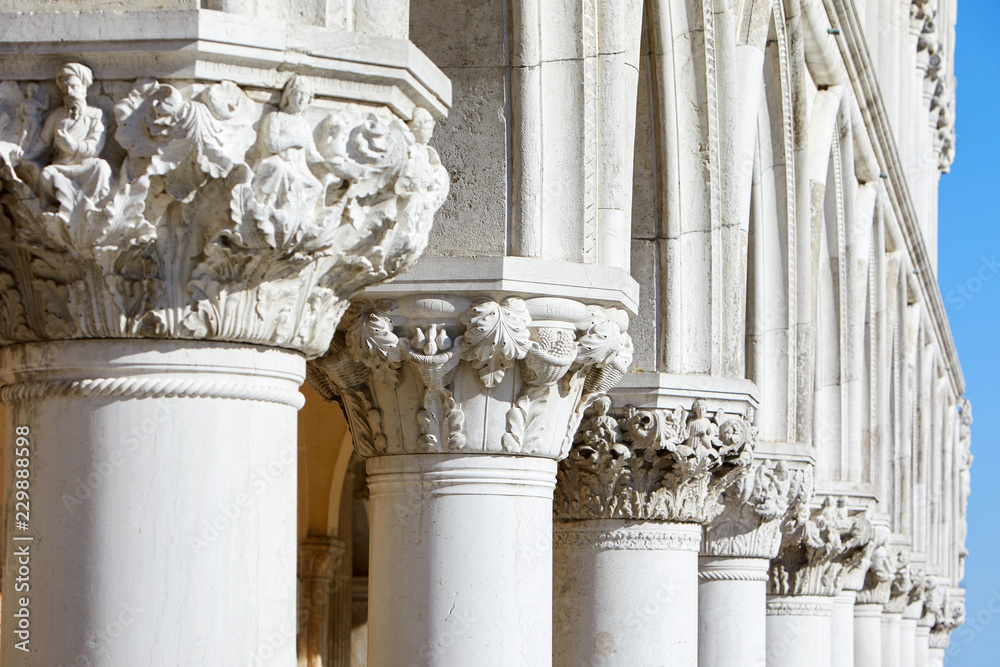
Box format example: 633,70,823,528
553,524,701,552
698,569,770,583
854,603,886,619
766,599,835,617
0,377,305,409
553,398,757,523
0,65,448,357
308,295,633,459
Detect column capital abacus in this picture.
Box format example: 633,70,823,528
308,294,634,459
0,64,449,357
553,397,757,523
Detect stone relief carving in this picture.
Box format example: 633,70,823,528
306,297,633,459
0,65,449,356
701,460,814,559
552,397,758,523
924,582,965,650
856,529,894,605
768,496,875,597
957,398,973,579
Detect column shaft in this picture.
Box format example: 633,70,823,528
854,603,884,667
882,612,902,667
698,557,769,667
832,591,858,667
898,618,917,666
766,596,834,667
1,340,303,665
915,624,931,667
367,454,556,666
554,521,701,667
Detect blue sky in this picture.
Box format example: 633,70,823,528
937,1,1000,663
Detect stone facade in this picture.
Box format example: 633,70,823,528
0,0,969,666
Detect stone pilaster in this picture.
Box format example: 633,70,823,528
0,9,451,663
308,283,635,666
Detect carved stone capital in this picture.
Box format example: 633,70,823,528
701,460,814,559
768,495,876,597
552,398,757,524
928,588,966,649
298,535,345,584
0,67,448,356
307,295,633,459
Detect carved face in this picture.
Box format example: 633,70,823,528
282,79,312,115
145,86,185,138
62,75,86,103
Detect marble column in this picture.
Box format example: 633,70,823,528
555,520,701,666
766,596,835,667
833,591,859,667
766,496,876,667
852,532,894,667
298,535,345,667
700,461,813,667
854,604,885,667
552,385,760,667
0,10,451,662
309,278,636,666
881,612,902,667
899,614,918,666
915,617,932,667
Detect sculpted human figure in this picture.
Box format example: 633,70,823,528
684,398,720,460
252,74,325,211
19,82,48,150
37,63,111,205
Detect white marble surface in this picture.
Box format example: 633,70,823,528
0,340,303,665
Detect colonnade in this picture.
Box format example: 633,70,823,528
0,0,969,665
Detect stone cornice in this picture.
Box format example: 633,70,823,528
307,294,634,459
768,495,876,597
0,66,448,356
553,397,757,523
701,460,814,559
0,10,451,118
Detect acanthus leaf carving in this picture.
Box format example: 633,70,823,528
554,397,757,524
307,296,633,459
0,66,449,357
768,496,876,597
460,297,532,388
701,460,814,559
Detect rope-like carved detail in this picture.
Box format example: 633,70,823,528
698,569,770,583
0,377,305,408
553,526,701,552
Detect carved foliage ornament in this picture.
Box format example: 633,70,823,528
552,397,758,524
701,460,814,559
0,66,448,357
768,496,875,597
306,298,633,459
